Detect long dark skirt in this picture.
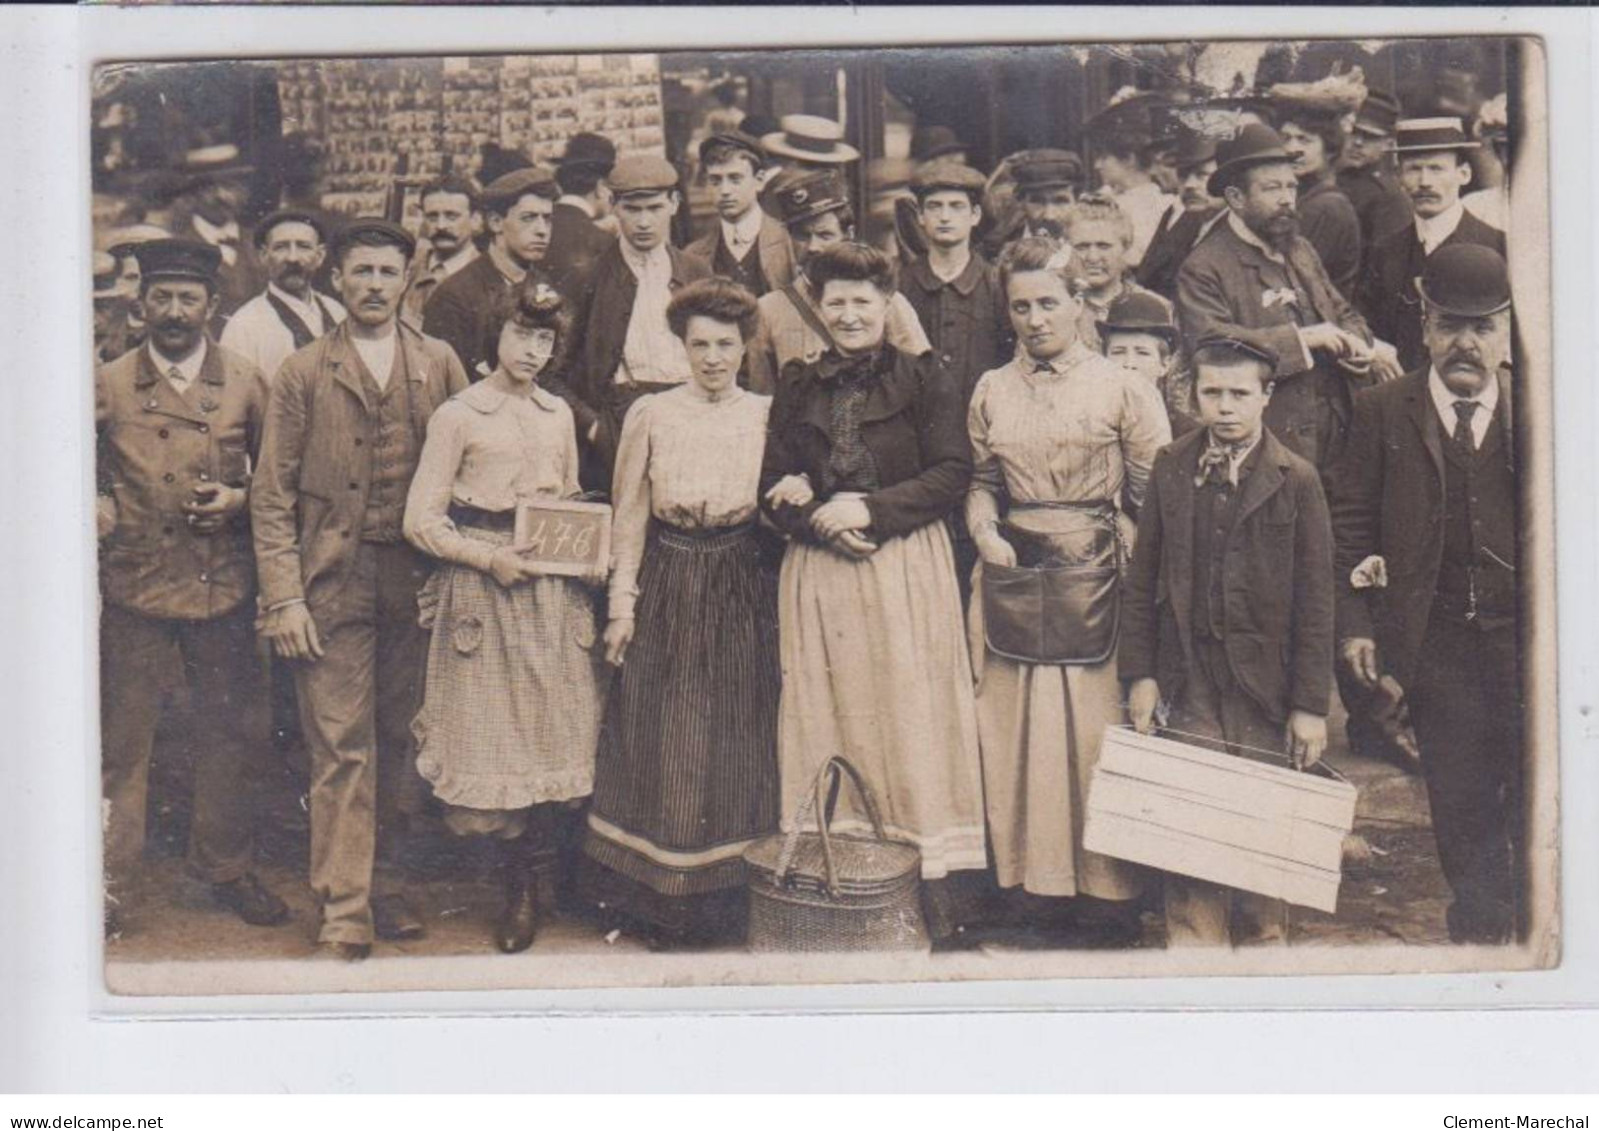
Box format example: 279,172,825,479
581,522,782,941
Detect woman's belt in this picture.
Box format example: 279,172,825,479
447,502,516,532
655,521,757,552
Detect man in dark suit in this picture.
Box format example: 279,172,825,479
685,131,794,297
423,167,561,382
1329,245,1520,945
546,132,617,296
1122,332,1335,946
566,154,711,493
1137,129,1226,303
1358,117,1507,373
1176,122,1391,474
1336,91,1414,252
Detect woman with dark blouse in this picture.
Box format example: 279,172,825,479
759,241,987,947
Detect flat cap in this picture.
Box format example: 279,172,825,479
1193,330,1280,371
1011,149,1085,193
559,132,617,172
1102,290,1179,344
482,165,559,209
768,167,851,228
607,154,681,198
1207,122,1293,197
1416,244,1511,317
909,160,987,200
699,130,766,167
132,238,222,285
253,208,328,249
330,217,417,262
1394,116,1480,155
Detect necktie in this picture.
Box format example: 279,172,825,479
1452,399,1480,450
167,365,186,391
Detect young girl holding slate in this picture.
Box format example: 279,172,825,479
403,278,608,954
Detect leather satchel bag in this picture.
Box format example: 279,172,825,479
981,504,1124,666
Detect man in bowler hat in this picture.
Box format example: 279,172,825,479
546,132,618,295
1329,244,1521,945
97,238,289,938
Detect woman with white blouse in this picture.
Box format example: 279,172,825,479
580,278,782,949
403,279,607,954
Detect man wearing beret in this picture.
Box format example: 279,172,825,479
565,153,711,493
424,166,563,382
1328,245,1521,945
97,238,289,939
744,167,930,395
1357,117,1507,374
546,132,618,296
686,131,794,297
220,209,347,384
253,219,469,960
1177,122,1389,474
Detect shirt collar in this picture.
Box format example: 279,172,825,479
620,240,671,276
429,241,479,275
912,249,983,295
267,281,321,321
1022,340,1095,378
487,240,528,285
1415,201,1466,253
1228,210,1286,264
721,207,765,249
558,194,596,219
1428,364,1498,422
148,338,208,383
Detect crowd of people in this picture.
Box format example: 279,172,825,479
94,70,1524,963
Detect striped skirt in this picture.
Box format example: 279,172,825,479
582,522,782,921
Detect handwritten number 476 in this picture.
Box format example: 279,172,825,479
523,517,596,558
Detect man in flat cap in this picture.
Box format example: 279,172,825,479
565,153,711,493
1137,129,1228,303
400,176,482,329
1336,91,1415,252
744,167,930,395
424,165,562,382
97,238,289,939
686,131,793,298
1328,245,1520,944
1177,121,1383,475
1122,329,1335,947
546,133,617,295
989,149,1086,259
253,219,469,960
220,209,347,384
1357,117,1506,374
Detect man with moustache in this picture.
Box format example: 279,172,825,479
686,130,794,297
1358,118,1506,373
220,210,347,383
253,220,469,960
744,167,931,396
1177,122,1386,473
565,154,711,493
97,239,289,938
424,166,561,382
1328,246,1520,944
400,176,481,328
546,133,617,295
1336,91,1414,251
986,149,1086,260
1138,129,1228,302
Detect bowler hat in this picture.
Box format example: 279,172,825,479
910,125,967,164
1416,244,1511,317
1352,90,1403,139
559,132,617,173
699,131,767,168
1206,122,1293,197
1011,149,1085,194
252,208,328,250
132,238,221,285
768,167,851,229
1171,129,1219,174
482,166,559,211
909,160,987,201
1394,117,1480,156
760,115,859,165
1102,290,1180,345
330,218,417,263
607,154,681,199
1193,330,1280,371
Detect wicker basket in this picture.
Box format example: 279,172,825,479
744,756,929,953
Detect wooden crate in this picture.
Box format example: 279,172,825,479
1083,726,1358,913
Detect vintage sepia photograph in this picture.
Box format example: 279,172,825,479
86,32,1558,1000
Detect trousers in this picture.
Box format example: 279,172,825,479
1407,614,1521,943
1162,634,1290,947
100,601,266,896
292,541,430,945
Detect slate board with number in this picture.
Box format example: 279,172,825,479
513,498,612,577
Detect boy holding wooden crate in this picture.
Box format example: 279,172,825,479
1119,331,1337,946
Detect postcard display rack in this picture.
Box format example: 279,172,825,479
275,54,666,221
